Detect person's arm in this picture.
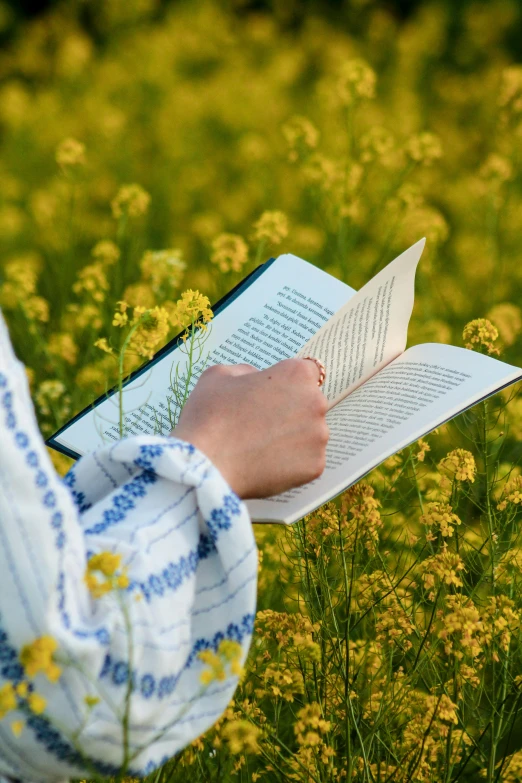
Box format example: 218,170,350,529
0,314,328,780
0,316,257,779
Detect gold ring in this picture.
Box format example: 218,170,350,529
302,356,326,387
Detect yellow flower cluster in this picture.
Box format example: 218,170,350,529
0,635,64,736
72,262,109,303
437,595,483,659
111,183,151,220
336,58,376,105
220,720,261,755
140,249,186,294
84,551,129,598
498,475,522,511
462,318,500,355
35,380,70,419
438,448,477,483
422,545,466,599
198,639,244,685
127,304,171,360
55,137,86,169
252,210,289,246
0,255,48,322
92,239,121,266
405,131,443,166
171,289,213,333
47,333,78,365
340,482,382,555
210,233,249,273
421,501,462,539
282,115,319,163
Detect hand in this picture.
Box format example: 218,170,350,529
172,359,329,499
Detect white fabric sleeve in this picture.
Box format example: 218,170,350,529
0,312,258,783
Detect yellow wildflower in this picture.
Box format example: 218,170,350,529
422,545,466,599
282,115,319,162
15,682,28,698
55,137,86,169
112,311,128,328
84,572,113,599
94,337,114,356
140,249,185,293
405,132,443,166
438,595,484,659
171,290,213,332
11,720,24,738
480,154,513,184
336,59,376,105
438,449,477,482
24,296,49,323
85,551,129,598
294,703,331,746
421,502,462,539
252,210,288,246
122,282,155,309
360,126,395,164
129,306,172,359
47,333,78,365
198,649,226,683
92,239,121,266
463,318,500,355
111,183,151,219
497,475,522,511
72,262,109,303
20,636,61,682
35,380,69,418
84,695,101,708
210,233,249,273
416,438,430,462
0,683,16,718
27,693,46,714
88,552,122,576
221,720,261,755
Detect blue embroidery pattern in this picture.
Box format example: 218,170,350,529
207,492,242,541
99,612,255,700
84,471,157,536
62,470,92,513
138,533,216,603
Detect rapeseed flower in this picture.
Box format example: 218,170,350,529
252,211,288,246
85,550,129,599
55,137,86,169
463,318,500,355
210,234,249,273
20,636,61,682
111,184,150,219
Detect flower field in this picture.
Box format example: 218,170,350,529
2,0,522,780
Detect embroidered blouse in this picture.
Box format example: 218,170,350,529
0,311,258,782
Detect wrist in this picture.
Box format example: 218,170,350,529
171,426,246,498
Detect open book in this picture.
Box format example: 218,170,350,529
48,239,522,524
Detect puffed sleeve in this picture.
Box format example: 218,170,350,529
0,312,258,782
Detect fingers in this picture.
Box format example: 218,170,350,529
267,358,326,387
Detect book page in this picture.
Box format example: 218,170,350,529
53,254,356,456
247,343,522,524
296,238,426,406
